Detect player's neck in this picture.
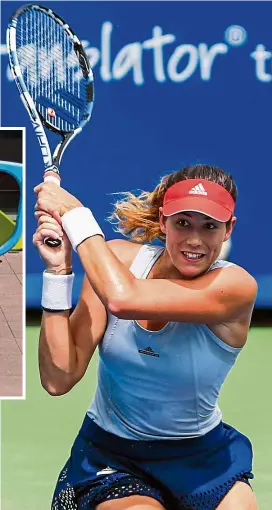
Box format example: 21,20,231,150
148,249,181,280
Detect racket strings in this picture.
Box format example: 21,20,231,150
15,8,89,132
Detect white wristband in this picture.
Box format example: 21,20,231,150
61,207,104,252
41,271,75,311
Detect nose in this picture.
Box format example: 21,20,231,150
186,232,203,248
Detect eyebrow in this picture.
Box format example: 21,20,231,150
179,212,215,221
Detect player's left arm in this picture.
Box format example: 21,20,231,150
113,266,257,323
76,237,257,324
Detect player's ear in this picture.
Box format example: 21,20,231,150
224,216,236,241
159,207,167,234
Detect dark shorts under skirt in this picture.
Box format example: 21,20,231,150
52,415,254,510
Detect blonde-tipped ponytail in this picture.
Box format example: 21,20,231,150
108,180,166,242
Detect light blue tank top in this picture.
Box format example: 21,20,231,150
88,244,241,440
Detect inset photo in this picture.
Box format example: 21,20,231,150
0,128,24,398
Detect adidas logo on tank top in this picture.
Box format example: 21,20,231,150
138,346,160,358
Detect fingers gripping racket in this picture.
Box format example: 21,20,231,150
7,4,94,247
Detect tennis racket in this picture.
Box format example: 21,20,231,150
7,4,94,247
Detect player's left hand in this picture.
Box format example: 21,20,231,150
34,182,83,219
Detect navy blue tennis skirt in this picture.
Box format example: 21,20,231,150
52,415,254,510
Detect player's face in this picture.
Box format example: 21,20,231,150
159,210,235,279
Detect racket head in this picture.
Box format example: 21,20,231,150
7,3,94,137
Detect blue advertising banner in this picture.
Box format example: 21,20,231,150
1,1,271,307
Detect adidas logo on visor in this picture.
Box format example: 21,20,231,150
188,183,207,196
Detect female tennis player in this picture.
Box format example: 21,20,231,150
33,164,258,510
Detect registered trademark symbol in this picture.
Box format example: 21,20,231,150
224,25,247,47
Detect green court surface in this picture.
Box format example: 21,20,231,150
1,325,272,510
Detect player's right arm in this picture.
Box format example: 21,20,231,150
39,277,107,396
34,212,107,396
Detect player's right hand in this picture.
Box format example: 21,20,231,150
33,211,72,271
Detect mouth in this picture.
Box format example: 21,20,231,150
181,251,205,263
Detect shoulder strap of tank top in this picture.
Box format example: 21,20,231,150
129,244,164,279
208,259,235,272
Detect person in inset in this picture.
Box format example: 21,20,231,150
33,164,258,510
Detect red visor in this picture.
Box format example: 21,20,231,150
162,179,235,222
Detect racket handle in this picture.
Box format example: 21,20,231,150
44,237,62,248
43,167,62,248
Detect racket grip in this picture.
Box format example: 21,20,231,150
44,236,62,248
43,168,62,248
